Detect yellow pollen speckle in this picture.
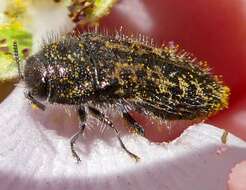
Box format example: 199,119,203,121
31,104,39,110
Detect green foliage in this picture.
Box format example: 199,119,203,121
0,22,32,81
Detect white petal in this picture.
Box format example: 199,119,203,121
0,87,245,190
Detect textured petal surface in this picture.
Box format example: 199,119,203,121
228,161,246,190
0,87,245,190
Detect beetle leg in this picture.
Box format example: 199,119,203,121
88,106,140,162
70,106,86,163
119,100,145,136
25,91,46,111
121,107,145,136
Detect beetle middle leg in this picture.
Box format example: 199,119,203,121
88,106,140,162
70,106,86,163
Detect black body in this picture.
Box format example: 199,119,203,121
23,32,230,162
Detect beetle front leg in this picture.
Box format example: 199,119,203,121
70,106,87,163
25,91,46,111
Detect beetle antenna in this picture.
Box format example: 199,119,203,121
13,41,24,79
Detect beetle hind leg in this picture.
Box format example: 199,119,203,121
122,109,145,136
119,100,145,136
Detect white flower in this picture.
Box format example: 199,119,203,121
0,2,245,189
0,87,245,190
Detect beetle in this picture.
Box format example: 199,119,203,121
13,31,230,162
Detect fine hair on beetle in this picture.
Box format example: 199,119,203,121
13,28,230,163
